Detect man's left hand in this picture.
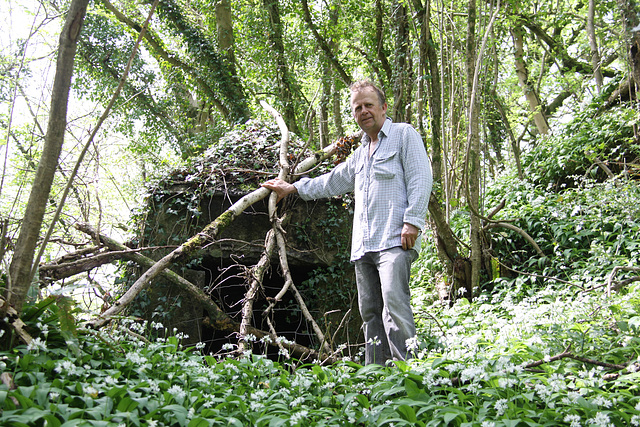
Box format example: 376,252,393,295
401,223,420,250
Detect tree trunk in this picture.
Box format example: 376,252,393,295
7,0,90,315
375,0,392,84
587,0,603,92
264,0,300,133
392,0,410,122
511,23,550,135
215,0,234,59
466,0,480,301
618,0,640,97
332,80,344,137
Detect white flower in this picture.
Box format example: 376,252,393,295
243,334,257,342
367,336,381,346
290,396,304,407
27,337,47,352
498,377,517,388
631,415,640,426
147,420,159,427
481,422,495,427
588,412,612,427
592,395,613,408
279,348,290,358
250,401,264,411
405,336,419,352
495,399,508,416
221,343,236,351
260,335,272,344
290,410,309,425
126,352,147,365
564,414,581,427
167,385,186,401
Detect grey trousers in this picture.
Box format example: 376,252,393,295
354,246,418,365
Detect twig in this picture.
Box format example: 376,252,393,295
524,344,627,371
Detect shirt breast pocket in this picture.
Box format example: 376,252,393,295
372,150,399,180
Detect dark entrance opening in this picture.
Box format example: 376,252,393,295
199,254,318,358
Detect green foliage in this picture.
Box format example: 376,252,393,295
485,175,640,288
3,280,640,426
523,99,639,189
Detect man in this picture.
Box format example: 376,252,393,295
262,80,432,365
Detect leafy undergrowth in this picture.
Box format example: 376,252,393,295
2,281,640,427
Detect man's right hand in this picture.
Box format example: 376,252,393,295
261,178,298,203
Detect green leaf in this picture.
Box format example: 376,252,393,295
356,394,370,408
116,396,139,412
443,411,461,424
396,404,418,423
188,417,211,427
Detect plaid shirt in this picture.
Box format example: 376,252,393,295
294,118,432,261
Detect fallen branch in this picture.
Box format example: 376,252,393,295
607,266,640,296
261,100,332,355
87,128,352,329
238,229,276,351
40,250,122,281
483,221,545,257
78,223,318,360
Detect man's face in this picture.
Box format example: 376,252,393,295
350,88,388,138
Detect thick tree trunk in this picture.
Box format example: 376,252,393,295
7,0,90,315
215,0,234,58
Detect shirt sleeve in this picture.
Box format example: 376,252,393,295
293,155,357,201
401,126,432,230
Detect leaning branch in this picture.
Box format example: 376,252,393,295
261,100,332,355
483,221,545,257
78,223,317,360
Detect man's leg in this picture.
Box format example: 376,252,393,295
377,247,418,361
355,252,391,365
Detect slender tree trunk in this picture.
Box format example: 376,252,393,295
320,66,330,148
587,0,603,92
466,0,480,301
7,0,90,315
332,80,344,137
492,92,523,179
375,0,393,84
392,0,410,122
511,23,550,135
618,0,640,95
263,0,299,133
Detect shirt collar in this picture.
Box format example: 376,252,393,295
362,117,392,146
